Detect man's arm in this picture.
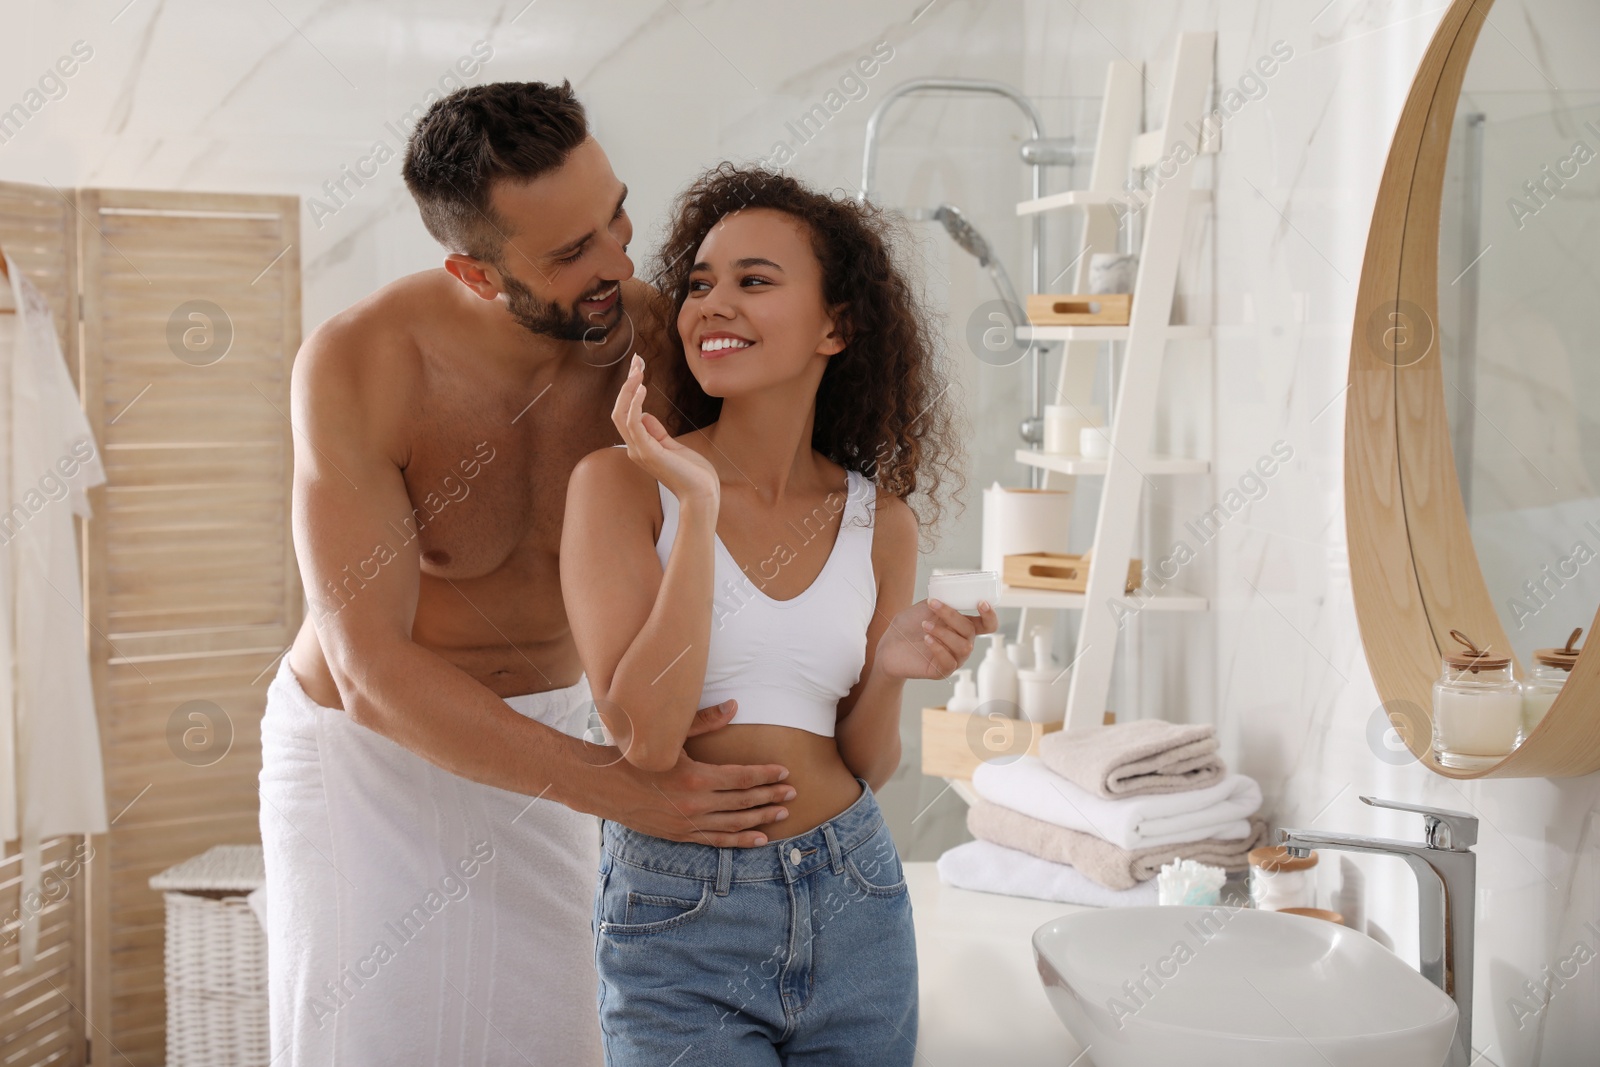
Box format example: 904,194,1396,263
291,316,792,845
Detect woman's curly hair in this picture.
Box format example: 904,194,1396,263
648,162,966,549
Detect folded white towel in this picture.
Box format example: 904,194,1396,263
972,756,1261,851
936,840,1159,908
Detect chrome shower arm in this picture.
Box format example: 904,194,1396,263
859,77,1057,470
857,78,1046,208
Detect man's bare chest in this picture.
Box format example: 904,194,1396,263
398,375,621,580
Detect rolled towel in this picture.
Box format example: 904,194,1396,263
968,799,1269,890
972,755,1261,850
936,839,1159,908
1038,720,1224,798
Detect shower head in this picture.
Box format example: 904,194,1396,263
930,203,995,267
918,202,1025,315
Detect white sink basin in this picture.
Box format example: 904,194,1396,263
1033,906,1457,1067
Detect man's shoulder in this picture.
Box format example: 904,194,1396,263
309,269,455,351
288,272,459,466
295,270,453,395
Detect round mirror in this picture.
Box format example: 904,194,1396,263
1346,0,1600,778
1438,4,1600,667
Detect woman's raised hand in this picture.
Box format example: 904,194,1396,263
612,352,720,504
874,598,1000,681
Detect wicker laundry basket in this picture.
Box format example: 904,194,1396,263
149,844,270,1066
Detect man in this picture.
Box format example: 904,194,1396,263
259,81,797,1066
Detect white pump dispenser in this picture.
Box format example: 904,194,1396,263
976,633,1019,717
946,669,979,715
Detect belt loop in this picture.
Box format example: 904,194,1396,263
715,847,733,896
822,823,845,875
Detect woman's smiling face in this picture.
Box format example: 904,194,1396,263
676,207,846,399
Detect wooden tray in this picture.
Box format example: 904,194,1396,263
921,707,1116,780
1026,293,1132,326
921,708,1064,779
1003,551,1142,594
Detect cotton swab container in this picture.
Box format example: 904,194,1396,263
1156,857,1226,906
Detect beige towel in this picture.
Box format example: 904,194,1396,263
1038,720,1225,798
968,799,1268,891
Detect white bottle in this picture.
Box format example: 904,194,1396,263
1007,640,1027,670
976,633,1019,717
1031,628,1055,673
946,669,979,715
1017,627,1067,723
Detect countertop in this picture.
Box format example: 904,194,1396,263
907,860,1091,1064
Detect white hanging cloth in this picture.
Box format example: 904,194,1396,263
0,253,108,967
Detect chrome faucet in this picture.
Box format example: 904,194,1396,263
1278,796,1478,1067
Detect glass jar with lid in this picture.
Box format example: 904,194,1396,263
1432,629,1522,770
1522,627,1583,735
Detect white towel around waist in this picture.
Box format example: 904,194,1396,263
258,657,603,1067
972,755,1261,850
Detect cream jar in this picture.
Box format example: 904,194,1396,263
926,569,999,614
1079,426,1111,459
1248,846,1317,911
1522,627,1582,734
1432,629,1522,770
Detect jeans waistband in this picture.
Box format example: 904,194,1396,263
601,778,886,889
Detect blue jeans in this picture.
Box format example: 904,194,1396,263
593,779,918,1066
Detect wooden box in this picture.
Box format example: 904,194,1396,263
921,708,1065,780
1026,293,1132,326
1003,551,1142,594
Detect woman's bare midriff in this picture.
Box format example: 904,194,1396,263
684,722,862,840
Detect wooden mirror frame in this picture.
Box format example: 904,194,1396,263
1347,0,1600,778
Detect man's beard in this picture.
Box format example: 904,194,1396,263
499,268,622,343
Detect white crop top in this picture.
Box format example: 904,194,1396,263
642,454,878,738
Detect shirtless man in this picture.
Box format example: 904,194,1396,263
258,81,796,1067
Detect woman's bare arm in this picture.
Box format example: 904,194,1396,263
834,494,916,788
561,448,721,773
836,492,997,789
561,354,731,773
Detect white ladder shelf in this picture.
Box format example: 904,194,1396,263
1002,32,1217,732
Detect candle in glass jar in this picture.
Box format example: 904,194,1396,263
1432,629,1522,770
1434,687,1522,755
1522,627,1583,734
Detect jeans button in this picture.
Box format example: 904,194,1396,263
789,847,803,866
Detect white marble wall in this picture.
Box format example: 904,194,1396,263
1011,3,1600,1066
3,1,1598,1064
0,0,1046,846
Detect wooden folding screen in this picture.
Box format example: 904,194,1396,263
77,189,300,1065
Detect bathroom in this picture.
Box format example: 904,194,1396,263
0,0,1596,1064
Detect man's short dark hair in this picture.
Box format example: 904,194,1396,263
402,80,590,263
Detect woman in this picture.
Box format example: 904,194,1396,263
560,163,995,1065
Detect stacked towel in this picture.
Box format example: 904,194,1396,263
971,756,1260,850
937,840,1159,908
967,799,1268,890
1038,719,1224,797
938,720,1267,903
